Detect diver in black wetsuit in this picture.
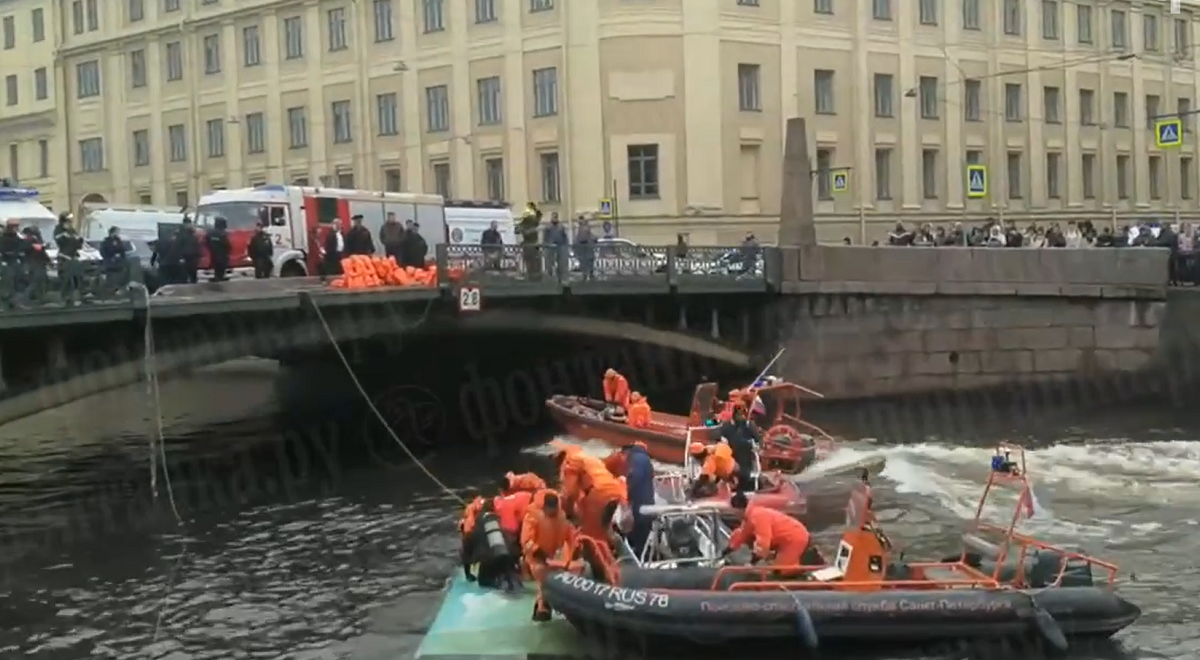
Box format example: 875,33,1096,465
721,405,761,498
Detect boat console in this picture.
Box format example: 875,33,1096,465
614,501,731,569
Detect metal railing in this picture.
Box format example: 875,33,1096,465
0,257,141,309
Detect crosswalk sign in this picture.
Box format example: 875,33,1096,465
598,198,613,218
831,169,849,193
966,165,988,198
1155,118,1183,148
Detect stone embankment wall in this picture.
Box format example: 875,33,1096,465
773,245,1171,399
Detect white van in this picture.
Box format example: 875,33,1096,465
0,187,101,262
443,200,516,246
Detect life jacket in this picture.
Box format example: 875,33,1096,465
493,491,533,534
506,471,547,493
459,496,485,535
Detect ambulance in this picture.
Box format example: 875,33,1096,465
0,186,102,266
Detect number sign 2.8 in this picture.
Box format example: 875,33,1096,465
458,286,481,312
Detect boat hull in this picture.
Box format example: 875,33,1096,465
542,569,1140,651
546,394,713,464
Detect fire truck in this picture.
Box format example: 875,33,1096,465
193,185,449,277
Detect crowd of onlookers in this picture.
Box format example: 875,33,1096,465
864,218,1200,285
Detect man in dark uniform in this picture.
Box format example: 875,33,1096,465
21,226,49,302
175,215,201,283
721,404,762,499
322,218,344,280
99,226,128,295
53,212,84,305
248,222,274,279
207,217,232,282
345,214,375,255
0,220,22,308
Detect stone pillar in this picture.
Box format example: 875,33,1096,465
47,337,68,374
779,118,815,247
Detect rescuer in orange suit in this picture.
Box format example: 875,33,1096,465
493,486,535,537
504,471,547,494
603,368,631,413
721,497,812,567
457,496,486,581
520,490,581,622
688,441,738,497
626,392,652,428
553,446,628,549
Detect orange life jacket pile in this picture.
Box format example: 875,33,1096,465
328,255,466,289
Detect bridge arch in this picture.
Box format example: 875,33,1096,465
0,308,753,426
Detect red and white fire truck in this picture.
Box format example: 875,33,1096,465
193,185,449,277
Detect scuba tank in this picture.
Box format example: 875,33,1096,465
477,512,511,562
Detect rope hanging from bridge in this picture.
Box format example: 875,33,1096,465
140,283,183,524
308,297,465,506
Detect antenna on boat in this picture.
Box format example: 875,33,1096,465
750,348,786,386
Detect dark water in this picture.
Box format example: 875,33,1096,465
0,360,1194,660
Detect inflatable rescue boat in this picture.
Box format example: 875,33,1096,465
543,444,1141,653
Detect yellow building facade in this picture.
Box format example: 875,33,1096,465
6,0,1200,242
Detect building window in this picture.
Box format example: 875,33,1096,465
32,8,44,42
1046,152,1060,198
377,93,398,136
374,0,394,41
1003,0,1021,34
1113,92,1128,127
1144,13,1160,51
426,85,449,132
7,144,17,182
475,0,496,23
288,107,308,148
34,67,47,100
1006,152,1023,199
1182,157,1192,199
1176,17,1190,55
246,112,265,153
4,75,16,106
1145,94,1161,129
328,8,347,51
815,149,833,200
432,161,451,198
130,49,147,88
336,171,354,188
918,0,937,24
164,0,180,10
166,42,183,81
1116,155,1129,199
919,76,938,119
203,34,221,74
477,76,501,125
532,67,558,117
814,0,832,15
1043,86,1060,123
243,26,261,66
814,70,835,114
79,137,104,172
484,157,505,201
71,0,83,34
1004,83,1022,121
129,0,144,22
1079,88,1094,125
1077,5,1093,43
627,144,659,199
85,0,97,30
1041,0,1058,39
874,148,891,200
175,190,188,206
2,16,14,49
1149,155,1162,199
206,119,225,158
1180,98,1192,133
962,0,979,30
963,79,981,120
872,0,890,21
383,168,402,191
168,124,187,162
738,0,760,5
874,74,893,117
332,100,353,143
38,139,48,177
921,149,938,199
1082,153,1096,199
284,16,304,59
540,152,560,202
530,0,553,11
76,60,101,98
738,64,761,111
1111,10,1127,50
423,0,444,32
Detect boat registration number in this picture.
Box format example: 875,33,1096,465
554,573,670,609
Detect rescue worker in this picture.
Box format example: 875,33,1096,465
206,217,232,282
21,226,49,301
688,441,738,498
721,404,761,497
553,446,627,549
175,215,201,283
99,226,128,294
469,499,522,591
458,496,485,581
504,471,547,494
53,212,84,305
520,490,579,622
345,214,375,256
0,220,22,307
322,219,344,279
626,392,651,428
493,483,534,537
721,499,812,568
379,212,404,262
716,389,742,423
517,202,542,277
620,442,655,558
248,223,274,279
602,368,631,418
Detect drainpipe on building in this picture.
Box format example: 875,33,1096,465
559,6,573,217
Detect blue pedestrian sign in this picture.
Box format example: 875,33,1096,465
598,198,613,218
831,169,849,193
1155,118,1183,148
966,165,988,198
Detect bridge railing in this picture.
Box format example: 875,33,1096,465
435,244,773,292
0,256,141,310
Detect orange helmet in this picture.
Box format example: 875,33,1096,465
689,442,707,456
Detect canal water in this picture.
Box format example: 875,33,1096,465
0,360,1193,660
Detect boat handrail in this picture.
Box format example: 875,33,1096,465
971,522,1121,588
727,577,1002,592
